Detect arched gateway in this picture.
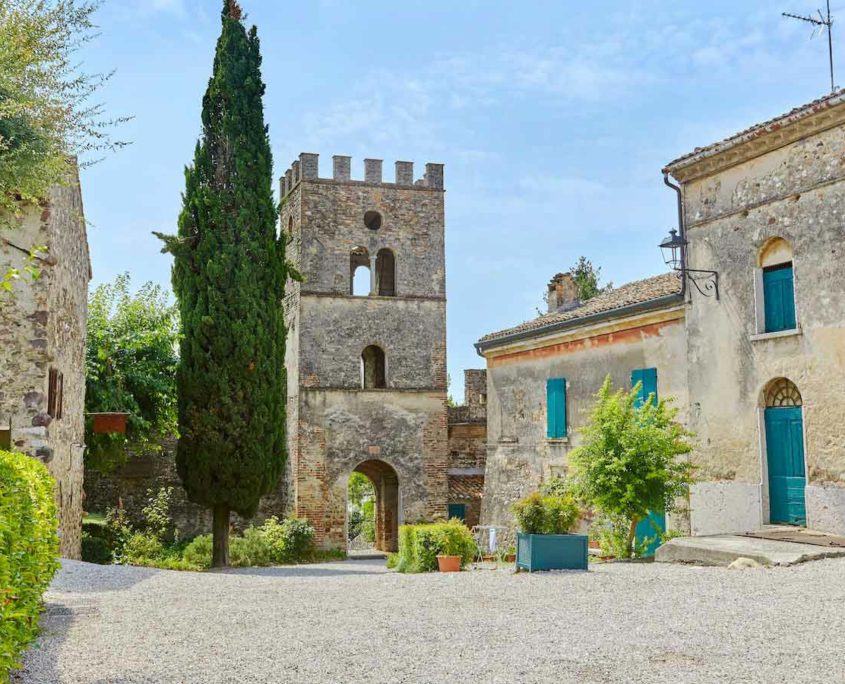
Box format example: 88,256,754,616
350,460,399,552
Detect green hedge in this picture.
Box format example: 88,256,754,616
0,451,60,681
397,520,477,573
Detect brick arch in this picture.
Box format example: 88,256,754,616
350,459,400,552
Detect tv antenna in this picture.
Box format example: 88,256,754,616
783,0,836,92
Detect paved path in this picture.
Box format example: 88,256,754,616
15,557,845,683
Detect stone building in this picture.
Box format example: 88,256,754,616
281,153,448,552
446,369,487,528
664,91,845,537
0,164,90,559
476,272,686,530
477,91,845,539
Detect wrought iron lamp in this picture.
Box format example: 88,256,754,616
659,229,719,299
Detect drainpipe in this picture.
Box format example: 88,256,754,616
663,172,687,301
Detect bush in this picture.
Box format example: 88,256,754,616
177,517,316,570
182,534,213,570
81,533,112,565
512,492,580,535
0,451,60,680
396,520,477,573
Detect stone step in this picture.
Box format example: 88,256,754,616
655,534,845,567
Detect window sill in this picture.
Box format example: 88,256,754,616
547,437,569,445
750,327,802,342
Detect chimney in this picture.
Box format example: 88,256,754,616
547,273,580,313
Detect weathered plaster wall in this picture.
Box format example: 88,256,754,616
682,122,845,535
480,309,688,530
280,155,448,550
0,170,90,558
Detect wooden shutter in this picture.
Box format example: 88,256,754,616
546,378,567,438
631,368,658,407
47,368,64,419
763,264,796,333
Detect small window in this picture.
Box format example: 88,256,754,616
546,378,566,438
763,263,796,333
48,368,63,419
479,393,487,407
376,248,395,296
364,211,382,231
361,345,386,389
447,503,467,522
350,247,370,296
631,368,658,407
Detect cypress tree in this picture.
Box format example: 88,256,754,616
156,0,285,567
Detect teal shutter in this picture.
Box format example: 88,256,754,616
447,503,467,522
763,264,796,333
546,378,567,438
631,368,658,407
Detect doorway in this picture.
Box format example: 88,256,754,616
763,378,806,526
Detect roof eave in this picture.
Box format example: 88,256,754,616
475,293,684,357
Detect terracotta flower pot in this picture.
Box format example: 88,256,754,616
436,554,462,572
91,412,129,434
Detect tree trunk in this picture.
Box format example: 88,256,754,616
212,504,230,568
626,516,639,559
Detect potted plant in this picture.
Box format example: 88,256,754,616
512,491,588,571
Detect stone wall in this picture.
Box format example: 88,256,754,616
0,166,90,558
480,308,688,530
281,154,449,551
84,438,286,538
677,118,845,536
447,369,487,528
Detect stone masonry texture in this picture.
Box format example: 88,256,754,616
0,165,90,558
281,153,448,551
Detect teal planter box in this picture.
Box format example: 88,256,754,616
516,532,588,571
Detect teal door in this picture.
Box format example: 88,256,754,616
765,406,806,525
448,503,466,522
631,368,665,555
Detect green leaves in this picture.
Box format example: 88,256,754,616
568,376,694,557
85,274,179,473
0,450,60,681
156,6,287,520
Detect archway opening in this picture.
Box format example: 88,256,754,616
350,247,370,296
761,377,806,526
347,460,399,552
376,248,395,296
361,345,386,388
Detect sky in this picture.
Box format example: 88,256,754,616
79,0,839,401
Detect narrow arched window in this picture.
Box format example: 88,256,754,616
757,238,796,333
376,248,395,296
350,247,370,296
361,345,386,388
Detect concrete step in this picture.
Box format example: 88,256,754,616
655,534,845,567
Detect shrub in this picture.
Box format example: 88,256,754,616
512,492,580,535
182,535,213,570
122,532,165,565
0,451,60,680
81,533,112,565
568,376,694,557
396,520,477,573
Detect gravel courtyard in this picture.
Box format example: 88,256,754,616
15,557,845,684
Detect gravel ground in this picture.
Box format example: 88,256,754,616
14,557,845,684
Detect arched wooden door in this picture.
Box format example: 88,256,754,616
764,379,806,526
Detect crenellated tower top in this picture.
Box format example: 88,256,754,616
280,153,444,198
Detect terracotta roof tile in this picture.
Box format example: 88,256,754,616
448,475,485,501
477,272,681,346
663,90,845,172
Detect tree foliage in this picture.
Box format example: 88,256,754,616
569,256,611,302
0,0,126,219
155,1,287,567
85,274,179,473
568,376,694,557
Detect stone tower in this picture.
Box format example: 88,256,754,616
280,153,448,551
